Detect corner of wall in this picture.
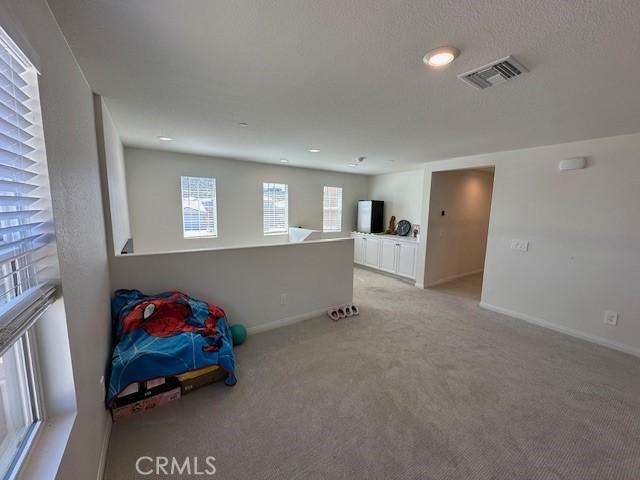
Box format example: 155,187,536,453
94,94,131,256
93,94,115,256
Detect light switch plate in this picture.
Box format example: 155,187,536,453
510,239,529,252
604,311,618,326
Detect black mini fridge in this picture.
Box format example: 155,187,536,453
357,200,384,233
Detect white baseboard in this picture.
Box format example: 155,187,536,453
479,302,640,358
96,415,112,480
427,269,484,287
246,308,330,335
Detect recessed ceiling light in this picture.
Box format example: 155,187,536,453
158,136,173,141
238,122,249,127
347,163,357,168
308,148,321,153
423,46,460,67
279,158,289,163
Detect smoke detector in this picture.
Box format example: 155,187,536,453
458,55,527,90
348,157,366,168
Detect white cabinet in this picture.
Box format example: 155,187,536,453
363,236,381,269
353,235,365,264
396,242,417,279
352,233,417,281
379,239,397,273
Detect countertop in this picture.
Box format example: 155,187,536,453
351,232,418,242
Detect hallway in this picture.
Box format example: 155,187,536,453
428,272,484,302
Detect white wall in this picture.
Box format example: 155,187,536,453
110,239,354,332
0,1,112,479
417,133,640,356
425,169,494,286
94,96,131,254
125,147,370,253
368,169,424,229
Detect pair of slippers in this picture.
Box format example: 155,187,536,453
327,305,359,321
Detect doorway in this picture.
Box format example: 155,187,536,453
424,167,495,301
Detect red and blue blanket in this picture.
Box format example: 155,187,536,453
107,289,237,405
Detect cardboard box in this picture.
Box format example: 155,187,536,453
111,399,145,420
113,377,180,406
112,387,181,420
113,382,143,407
142,376,181,397
110,366,226,420
111,377,182,420
177,365,227,395
143,387,181,411
144,377,166,390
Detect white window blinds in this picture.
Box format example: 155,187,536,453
323,186,342,232
181,176,218,238
263,182,288,235
0,27,58,356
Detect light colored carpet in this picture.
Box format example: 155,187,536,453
104,267,640,480
429,272,484,301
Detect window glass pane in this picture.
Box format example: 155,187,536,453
323,186,342,232
181,176,217,238
0,339,35,478
263,183,288,234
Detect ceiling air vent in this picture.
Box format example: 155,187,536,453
458,55,527,90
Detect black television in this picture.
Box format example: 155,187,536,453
357,200,384,233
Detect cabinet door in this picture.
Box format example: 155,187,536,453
396,242,417,279
353,236,364,264
363,237,381,268
379,240,397,273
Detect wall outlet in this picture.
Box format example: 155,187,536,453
604,311,618,326
510,239,529,252
280,293,287,306
99,375,105,396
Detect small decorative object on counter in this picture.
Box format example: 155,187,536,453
396,219,411,236
385,215,397,234
412,224,420,238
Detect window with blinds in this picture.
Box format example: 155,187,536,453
181,176,218,238
0,26,58,356
263,182,288,235
323,186,343,232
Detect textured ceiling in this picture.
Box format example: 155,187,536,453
48,0,640,175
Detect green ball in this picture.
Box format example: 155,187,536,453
230,324,247,346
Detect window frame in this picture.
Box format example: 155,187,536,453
180,175,218,239
322,186,343,233
1,328,44,480
0,22,71,480
262,182,289,236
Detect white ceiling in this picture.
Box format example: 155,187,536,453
49,0,640,175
